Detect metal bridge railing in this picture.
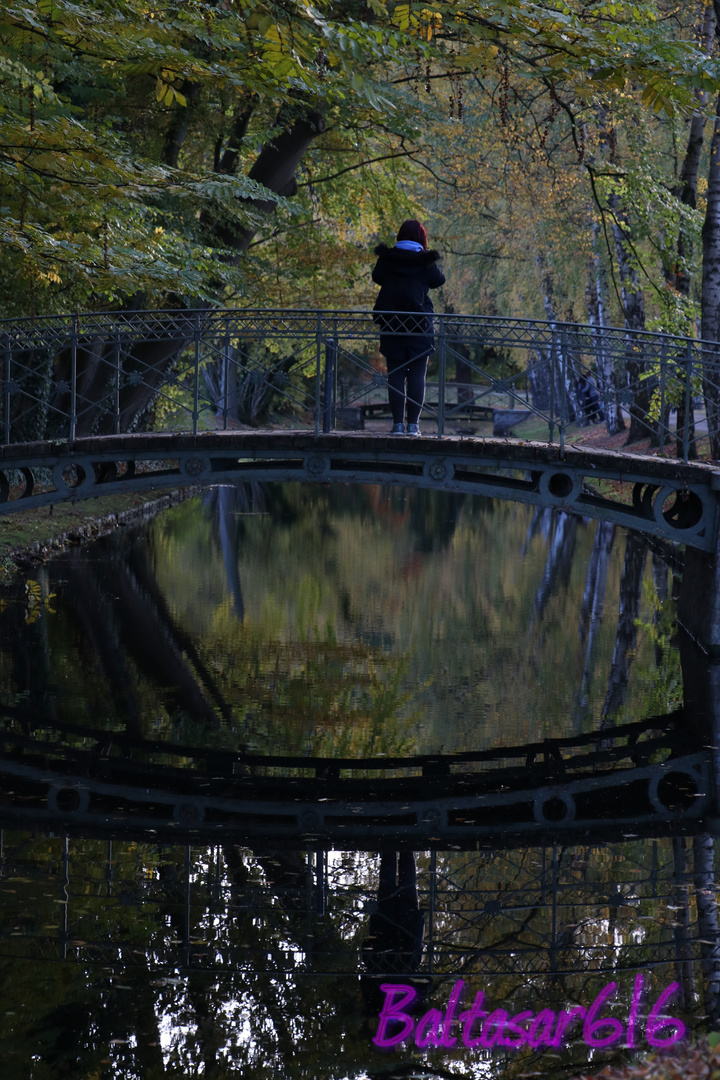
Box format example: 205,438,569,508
1,308,719,462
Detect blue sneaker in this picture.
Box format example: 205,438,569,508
391,423,405,435
407,423,420,436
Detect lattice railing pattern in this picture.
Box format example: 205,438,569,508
1,308,718,461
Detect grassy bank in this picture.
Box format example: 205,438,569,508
0,487,199,577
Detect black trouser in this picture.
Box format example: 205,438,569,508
386,349,428,425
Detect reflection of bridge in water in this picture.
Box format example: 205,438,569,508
0,830,709,983
0,705,714,848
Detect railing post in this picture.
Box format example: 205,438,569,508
315,312,322,438
222,323,230,431
560,326,567,459
3,338,10,446
334,317,340,419
683,339,693,465
113,327,121,435
193,310,200,437
658,337,667,452
316,850,325,917
437,314,446,438
548,339,556,445
428,848,436,974
323,318,337,434
70,314,78,443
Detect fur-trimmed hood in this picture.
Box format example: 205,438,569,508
373,243,442,263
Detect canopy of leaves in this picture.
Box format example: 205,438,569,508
2,1,720,319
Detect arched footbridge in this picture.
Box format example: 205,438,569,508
1,307,719,552
2,430,719,553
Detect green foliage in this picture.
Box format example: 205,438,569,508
3,1,720,320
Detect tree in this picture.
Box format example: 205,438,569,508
4,1,720,439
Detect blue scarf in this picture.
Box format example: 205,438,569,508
395,240,424,252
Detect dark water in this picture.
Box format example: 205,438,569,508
0,483,716,1079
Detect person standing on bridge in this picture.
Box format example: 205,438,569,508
372,220,445,436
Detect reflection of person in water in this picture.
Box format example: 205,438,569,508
361,850,430,1016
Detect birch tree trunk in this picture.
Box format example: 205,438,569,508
587,223,625,435
536,253,581,424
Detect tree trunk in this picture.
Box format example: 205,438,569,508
536,253,581,424
608,195,657,445
693,832,720,1023
671,3,714,457
587,223,625,435
42,106,326,439
215,110,326,261
672,837,695,1011
677,1,715,253
162,79,202,167
528,352,552,412
443,303,474,407
701,88,720,460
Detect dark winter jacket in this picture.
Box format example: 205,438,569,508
372,244,445,360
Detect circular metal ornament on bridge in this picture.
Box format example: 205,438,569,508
47,783,90,816
174,802,205,827
182,456,208,478
423,458,453,484
0,467,34,503
52,459,95,494
533,789,576,825
420,806,447,828
652,484,706,535
304,452,330,480
537,470,583,503
648,768,701,815
299,808,324,831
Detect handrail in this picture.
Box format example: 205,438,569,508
0,307,718,463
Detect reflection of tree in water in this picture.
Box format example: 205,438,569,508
602,532,647,721
533,511,580,620
527,512,680,727
2,834,720,1078
361,851,430,1019
576,520,615,719
0,484,420,754
0,539,227,735
407,489,469,554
